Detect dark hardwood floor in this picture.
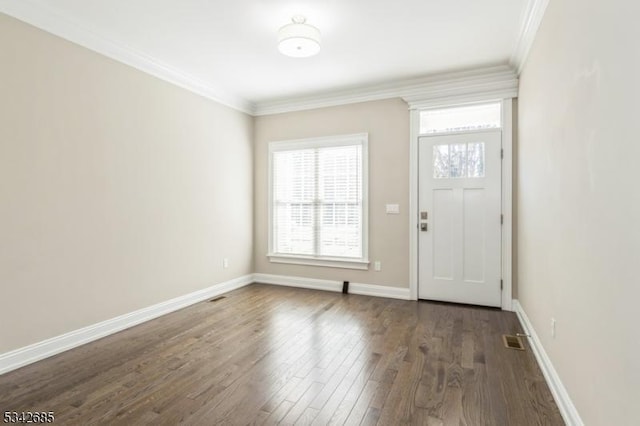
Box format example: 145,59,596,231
0,284,563,425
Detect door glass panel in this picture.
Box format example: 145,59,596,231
449,144,467,178
433,145,449,178
433,142,486,178
467,142,485,178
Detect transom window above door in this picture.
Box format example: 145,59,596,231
268,134,369,270
419,102,501,134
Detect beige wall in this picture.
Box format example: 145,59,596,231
0,14,253,353
254,99,410,287
517,0,640,424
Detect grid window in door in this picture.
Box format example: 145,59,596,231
433,142,486,178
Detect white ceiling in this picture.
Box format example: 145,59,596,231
3,0,532,112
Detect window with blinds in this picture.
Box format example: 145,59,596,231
268,134,369,269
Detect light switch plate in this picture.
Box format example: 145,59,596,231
385,204,399,214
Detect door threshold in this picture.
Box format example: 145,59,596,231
417,298,501,310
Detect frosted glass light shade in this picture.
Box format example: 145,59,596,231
278,16,321,58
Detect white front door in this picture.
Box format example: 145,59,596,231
418,130,502,307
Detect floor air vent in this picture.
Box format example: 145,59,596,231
502,334,525,351
209,296,226,302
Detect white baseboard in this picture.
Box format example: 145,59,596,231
0,274,254,375
0,273,410,376
349,282,410,300
512,300,584,426
253,273,342,292
252,273,411,300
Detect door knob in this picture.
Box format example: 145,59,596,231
420,223,428,231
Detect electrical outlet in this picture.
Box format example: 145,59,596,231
223,258,229,269
374,261,381,271
551,318,556,338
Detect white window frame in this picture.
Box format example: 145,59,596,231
267,133,369,270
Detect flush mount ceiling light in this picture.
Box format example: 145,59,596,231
278,15,321,58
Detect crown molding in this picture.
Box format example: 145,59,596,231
254,65,518,115
1,0,534,116
510,0,551,75
0,0,255,114
400,66,518,110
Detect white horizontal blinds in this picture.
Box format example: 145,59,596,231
318,145,363,258
273,149,315,255
272,142,363,259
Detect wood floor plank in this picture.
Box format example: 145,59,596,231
281,381,325,424
342,379,378,426
297,407,321,425
313,351,380,425
0,284,564,425
262,399,295,425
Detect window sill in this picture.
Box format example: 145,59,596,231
267,254,370,270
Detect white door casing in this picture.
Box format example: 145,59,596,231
418,130,502,307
